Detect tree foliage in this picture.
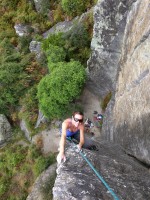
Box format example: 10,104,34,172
42,23,91,67
61,0,96,17
0,39,46,116
0,39,27,115
61,0,86,17
37,61,86,119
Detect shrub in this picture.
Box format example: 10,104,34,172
42,32,65,51
101,92,112,111
37,60,86,119
0,176,10,196
46,45,66,69
63,23,91,65
33,154,55,176
0,142,55,199
61,0,86,17
18,86,39,133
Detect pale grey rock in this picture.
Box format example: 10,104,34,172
14,24,32,37
29,40,42,60
43,8,93,38
33,0,50,14
43,20,76,38
53,141,150,200
27,163,57,200
101,0,150,165
0,114,12,146
35,110,47,129
87,0,136,97
20,120,32,141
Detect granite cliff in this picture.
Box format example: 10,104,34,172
87,0,150,165
95,0,150,166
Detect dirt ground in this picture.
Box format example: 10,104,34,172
33,87,102,155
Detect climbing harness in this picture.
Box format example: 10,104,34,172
67,137,120,200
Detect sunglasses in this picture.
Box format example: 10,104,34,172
73,117,83,123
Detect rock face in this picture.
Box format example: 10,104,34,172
87,0,136,97
14,24,33,37
53,141,150,200
20,120,32,142
33,0,50,14
101,0,150,165
29,40,42,60
0,114,12,146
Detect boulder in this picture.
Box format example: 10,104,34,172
33,0,50,14
0,114,12,146
20,119,32,142
14,24,33,37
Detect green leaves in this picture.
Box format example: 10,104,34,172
37,61,86,119
61,0,85,17
0,39,31,115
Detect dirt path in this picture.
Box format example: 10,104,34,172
79,88,102,139
33,87,102,155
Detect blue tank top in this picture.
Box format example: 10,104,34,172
60,128,79,137
66,129,79,137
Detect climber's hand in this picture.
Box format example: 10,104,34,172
57,152,66,164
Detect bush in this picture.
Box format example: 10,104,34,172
42,32,65,51
61,0,86,17
46,45,66,70
0,142,55,199
0,176,10,196
63,23,91,65
37,60,86,119
18,86,39,134
33,154,55,176
101,92,112,111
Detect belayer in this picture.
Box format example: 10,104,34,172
57,111,98,163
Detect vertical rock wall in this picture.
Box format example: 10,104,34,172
87,0,136,97
101,0,150,165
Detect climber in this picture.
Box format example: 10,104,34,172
57,111,98,163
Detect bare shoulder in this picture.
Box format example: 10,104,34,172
62,118,71,128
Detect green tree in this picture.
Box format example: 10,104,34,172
42,32,65,51
0,39,31,115
61,0,86,17
37,60,86,119
63,23,91,65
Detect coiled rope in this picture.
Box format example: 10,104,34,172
67,137,120,200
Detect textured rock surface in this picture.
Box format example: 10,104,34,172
33,0,50,14
14,24,32,37
20,120,32,142
43,8,93,38
101,0,150,165
29,40,42,60
53,141,150,200
0,114,12,145
87,0,136,97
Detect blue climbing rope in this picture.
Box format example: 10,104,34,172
67,137,120,200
